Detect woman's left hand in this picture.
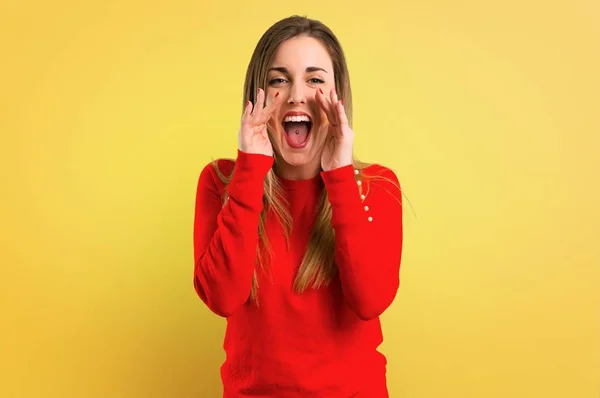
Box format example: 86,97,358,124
316,88,355,171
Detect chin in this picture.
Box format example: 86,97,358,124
277,149,315,167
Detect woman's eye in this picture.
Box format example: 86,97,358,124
309,78,325,84
269,78,287,85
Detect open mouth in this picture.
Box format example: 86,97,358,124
282,113,312,149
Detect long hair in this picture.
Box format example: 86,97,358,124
213,15,388,303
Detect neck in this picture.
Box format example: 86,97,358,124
274,158,322,181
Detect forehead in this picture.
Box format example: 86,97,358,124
270,36,333,71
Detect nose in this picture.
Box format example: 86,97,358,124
287,82,307,105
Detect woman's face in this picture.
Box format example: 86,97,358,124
265,35,335,173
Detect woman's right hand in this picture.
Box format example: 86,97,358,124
239,88,283,156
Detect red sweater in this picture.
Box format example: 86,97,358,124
193,150,403,397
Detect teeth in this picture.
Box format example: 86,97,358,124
283,115,311,123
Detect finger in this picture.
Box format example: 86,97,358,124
242,100,253,122
261,91,283,122
330,87,339,104
329,88,341,126
315,88,336,124
252,88,265,116
337,100,349,127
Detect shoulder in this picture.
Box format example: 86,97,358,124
362,163,401,189
362,163,399,182
360,163,402,202
197,157,236,194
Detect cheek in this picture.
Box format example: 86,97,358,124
264,89,274,103
267,121,282,141
265,85,289,101
309,102,325,124
314,108,329,131
267,123,287,151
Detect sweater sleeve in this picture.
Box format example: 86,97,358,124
320,164,403,321
193,150,273,317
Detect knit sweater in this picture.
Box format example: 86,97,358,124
193,150,403,397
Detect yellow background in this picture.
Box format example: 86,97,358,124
1,0,598,397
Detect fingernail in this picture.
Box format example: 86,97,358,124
257,88,261,94
340,99,344,105
275,91,279,97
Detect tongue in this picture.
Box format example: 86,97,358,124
285,122,309,145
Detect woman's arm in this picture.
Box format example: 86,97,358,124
321,164,403,321
193,150,273,317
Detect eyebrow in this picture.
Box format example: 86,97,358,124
268,66,328,73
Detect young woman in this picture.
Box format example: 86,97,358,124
193,15,403,398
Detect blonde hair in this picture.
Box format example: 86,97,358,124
213,15,400,303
